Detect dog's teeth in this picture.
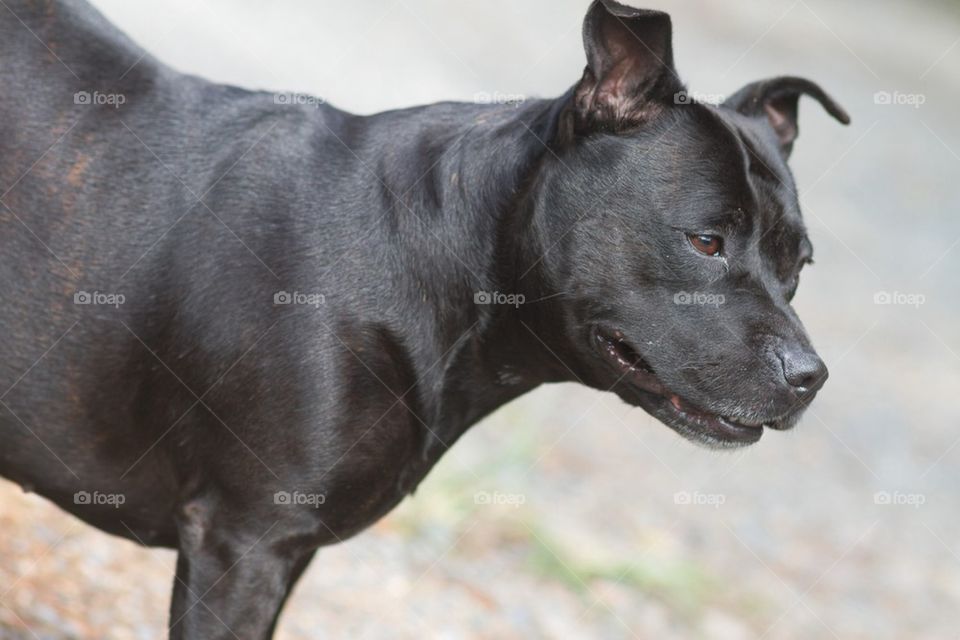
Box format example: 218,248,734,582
670,395,683,411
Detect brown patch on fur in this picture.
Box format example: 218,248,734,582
66,153,90,188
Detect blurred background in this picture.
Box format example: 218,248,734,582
1,0,958,638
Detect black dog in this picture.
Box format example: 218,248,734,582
0,0,848,637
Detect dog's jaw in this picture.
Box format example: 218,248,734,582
592,327,765,448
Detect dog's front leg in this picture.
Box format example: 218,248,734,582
167,502,315,640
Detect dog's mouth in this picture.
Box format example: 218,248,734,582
593,327,765,447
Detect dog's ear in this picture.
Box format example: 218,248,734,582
571,0,682,135
723,76,850,158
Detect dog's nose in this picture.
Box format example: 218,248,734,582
778,348,828,396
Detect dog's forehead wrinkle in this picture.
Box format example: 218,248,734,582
719,112,798,207
748,170,806,273
761,211,806,258
684,109,764,220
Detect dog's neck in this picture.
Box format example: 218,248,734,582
368,93,579,455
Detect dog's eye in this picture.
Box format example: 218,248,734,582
688,234,723,257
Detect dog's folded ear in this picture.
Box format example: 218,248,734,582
571,0,683,135
723,76,850,158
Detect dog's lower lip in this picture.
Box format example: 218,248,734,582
666,392,763,442
669,394,763,429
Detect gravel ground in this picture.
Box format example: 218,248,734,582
1,0,959,638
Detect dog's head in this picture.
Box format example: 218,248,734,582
530,1,849,447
